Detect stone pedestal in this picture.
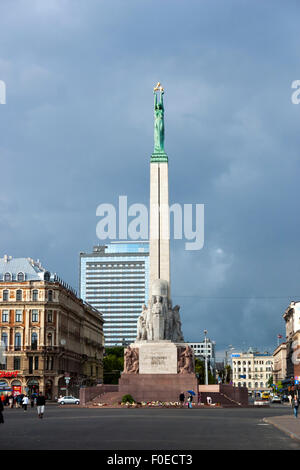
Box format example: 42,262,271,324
119,373,198,403
120,341,197,402
139,341,178,374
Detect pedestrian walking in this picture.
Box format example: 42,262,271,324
179,392,185,408
293,396,299,418
0,398,4,424
36,392,46,419
16,395,22,409
22,395,28,411
30,394,35,408
8,395,14,408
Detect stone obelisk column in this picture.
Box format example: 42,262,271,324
119,84,197,402
149,82,171,301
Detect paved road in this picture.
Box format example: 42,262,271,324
0,404,299,450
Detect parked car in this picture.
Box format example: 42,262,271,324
271,395,282,403
57,396,80,405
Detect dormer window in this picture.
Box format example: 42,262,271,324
44,272,50,281
4,273,11,282
17,272,25,282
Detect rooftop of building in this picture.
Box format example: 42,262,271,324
0,255,53,282
80,242,149,257
0,255,103,319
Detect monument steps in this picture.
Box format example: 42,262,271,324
199,392,242,407
89,391,124,406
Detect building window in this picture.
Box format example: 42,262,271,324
17,272,24,282
34,356,39,370
45,356,54,371
14,356,21,370
31,332,38,350
32,310,39,322
29,356,33,374
4,273,11,282
47,310,53,323
16,290,22,301
15,310,22,322
3,290,9,301
0,356,6,370
1,332,8,350
32,290,38,301
15,332,21,351
48,290,53,302
2,310,9,322
47,333,53,346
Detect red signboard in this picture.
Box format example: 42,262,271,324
0,371,19,378
12,386,22,396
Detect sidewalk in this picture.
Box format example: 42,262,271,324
264,414,300,442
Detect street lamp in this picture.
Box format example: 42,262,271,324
204,330,208,386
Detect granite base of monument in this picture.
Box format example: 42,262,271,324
119,373,198,403
120,341,197,402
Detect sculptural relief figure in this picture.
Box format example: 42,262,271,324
153,85,165,153
124,346,139,374
171,305,184,342
178,346,195,374
136,304,148,340
135,280,184,342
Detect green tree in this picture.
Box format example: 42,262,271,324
225,365,232,384
195,358,216,384
103,347,124,384
267,375,273,388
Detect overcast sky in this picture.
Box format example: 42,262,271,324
1,0,300,355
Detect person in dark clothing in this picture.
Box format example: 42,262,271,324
36,392,46,419
187,394,193,408
30,394,35,408
179,392,185,407
293,396,299,418
0,399,4,423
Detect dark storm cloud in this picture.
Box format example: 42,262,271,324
1,0,300,354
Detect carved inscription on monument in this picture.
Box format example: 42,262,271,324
151,355,167,366
139,342,178,374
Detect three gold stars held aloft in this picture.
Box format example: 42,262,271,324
154,82,164,92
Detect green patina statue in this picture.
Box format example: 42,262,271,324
153,82,165,153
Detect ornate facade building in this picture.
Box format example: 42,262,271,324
0,256,104,399
283,301,300,385
231,349,273,393
272,342,287,383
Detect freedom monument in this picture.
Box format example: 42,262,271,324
118,84,198,402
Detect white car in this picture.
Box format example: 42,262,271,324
271,395,282,404
58,396,80,405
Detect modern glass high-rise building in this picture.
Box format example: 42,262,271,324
79,242,149,347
